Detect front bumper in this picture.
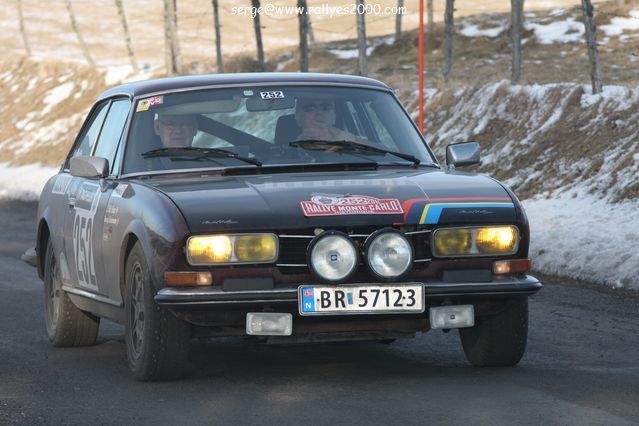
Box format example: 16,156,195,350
154,275,542,307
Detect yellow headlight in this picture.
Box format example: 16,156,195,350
476,226,518,254
187,235,233,264
432,226,519,257
186,234,278,265
433,229,472,256
235,234,278,262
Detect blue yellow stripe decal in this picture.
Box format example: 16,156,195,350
419,202,514,224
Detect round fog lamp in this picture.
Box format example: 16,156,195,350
365,230,413,280
308,232,358,283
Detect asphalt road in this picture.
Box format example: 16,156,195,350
1,200,638,426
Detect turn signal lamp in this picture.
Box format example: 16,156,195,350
187,234,278,265
164,271,212,286
432,226,519,257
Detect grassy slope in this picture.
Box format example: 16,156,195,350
0,0,637,201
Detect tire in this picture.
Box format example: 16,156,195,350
459,297,528,367
124,242,190,381
43,239,99,347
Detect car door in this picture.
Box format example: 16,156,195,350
64,98,131,297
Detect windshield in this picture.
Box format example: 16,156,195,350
122,85,436,174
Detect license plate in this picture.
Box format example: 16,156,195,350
298,284,424,315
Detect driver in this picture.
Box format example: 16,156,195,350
153,113,197,147
294,97,361,142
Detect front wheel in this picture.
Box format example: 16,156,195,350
43,239,99,347
459,297,528,367
124,242,190,381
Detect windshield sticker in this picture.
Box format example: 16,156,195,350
301,194,404,217
136,96,164,112
260,90,284,99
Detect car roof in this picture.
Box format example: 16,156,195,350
98,72,391,101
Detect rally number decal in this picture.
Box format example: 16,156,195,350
71,182,100,290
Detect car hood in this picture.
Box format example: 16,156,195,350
144,169,517,233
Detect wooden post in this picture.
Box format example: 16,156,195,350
163,0,182,74
212,0,224,73
581,0,603,93
443,0,454,83
115,0,138,71
308,14,315,44
65,0,95,66
418,0,424,133
395,0,404,41
17,0,31,56
511,0,524,83
298,0,309,72
251,0,266,71
427,0,433,48
356,0,368,76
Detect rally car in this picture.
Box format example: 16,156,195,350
35,73,541,380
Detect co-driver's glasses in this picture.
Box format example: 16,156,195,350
300,102,335,113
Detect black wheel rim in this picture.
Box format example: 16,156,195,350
45,252,61,331
129,261,145,358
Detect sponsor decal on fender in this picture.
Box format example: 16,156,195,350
300,194,404,217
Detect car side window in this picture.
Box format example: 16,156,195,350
70,101,109,162
93,99,131,174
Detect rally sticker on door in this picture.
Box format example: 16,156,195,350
300,194,404,216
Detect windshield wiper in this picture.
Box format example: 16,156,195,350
142,147,262,166
290,140,420,167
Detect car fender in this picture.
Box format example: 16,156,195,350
103,182,190,306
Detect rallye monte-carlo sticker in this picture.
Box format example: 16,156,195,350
300,194,403,216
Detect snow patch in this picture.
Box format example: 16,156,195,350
42,82,74,115
329,46,374,59
524,195,639,289
526,17,584,44
460,22,507,38
600,11,639,37
0,163,59,201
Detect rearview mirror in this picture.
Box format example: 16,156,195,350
445,141,480,171
70,156,109,179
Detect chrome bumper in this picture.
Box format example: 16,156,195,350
154,275,542,307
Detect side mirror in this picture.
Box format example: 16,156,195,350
445,141,480,171
70,156,109,179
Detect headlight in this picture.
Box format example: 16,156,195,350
187,234,278,265
432,226,519,257
433,228,472,256
308,231,358,283
365,229,413,280
476,227,518,254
